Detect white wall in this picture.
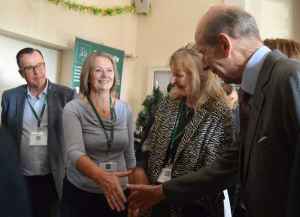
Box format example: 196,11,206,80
224,0,300,40
245,0,294,39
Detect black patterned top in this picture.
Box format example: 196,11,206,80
144,96,233,217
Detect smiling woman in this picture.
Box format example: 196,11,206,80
90,57,115,94
128,46,233,217
61,52,137,217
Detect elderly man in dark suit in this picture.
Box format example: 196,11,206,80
1,47,75,217
194,5,300,217
128,4,300,217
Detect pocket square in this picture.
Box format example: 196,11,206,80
257,136,268,143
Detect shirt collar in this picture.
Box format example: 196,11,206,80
241,46,271,95
26,79,48,99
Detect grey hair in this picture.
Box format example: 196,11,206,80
203,7,261,46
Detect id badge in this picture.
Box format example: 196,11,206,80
29,130,47,146
157,166,172,183
99,162,117,172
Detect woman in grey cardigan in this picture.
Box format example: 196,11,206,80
129,47,233,217
61,52,136,217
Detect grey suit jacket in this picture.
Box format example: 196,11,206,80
1,81,75,198
240,50,300,217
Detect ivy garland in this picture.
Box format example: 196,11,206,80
48,0,136,16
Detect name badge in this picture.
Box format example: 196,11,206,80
99,162,117,172
157,166,172,183
29,131,47,146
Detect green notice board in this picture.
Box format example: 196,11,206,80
72,37,125,96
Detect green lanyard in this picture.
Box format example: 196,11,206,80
166,100,186,165
26,94,47,128
88,96,116,153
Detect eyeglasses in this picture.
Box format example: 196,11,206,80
20,62,45,73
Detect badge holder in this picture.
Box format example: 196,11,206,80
99,162,118,172
157,165,172,183
29,130,47,146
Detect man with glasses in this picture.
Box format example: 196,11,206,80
1,47,75,217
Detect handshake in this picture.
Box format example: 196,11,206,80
100,168,165,217
126,183,165,216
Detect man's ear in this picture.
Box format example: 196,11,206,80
217,33,231,58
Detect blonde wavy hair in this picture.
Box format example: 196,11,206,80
169,46,229,109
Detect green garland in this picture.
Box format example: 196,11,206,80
48,0,136,16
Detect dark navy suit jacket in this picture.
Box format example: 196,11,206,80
1,81,75,198
0,126,32,217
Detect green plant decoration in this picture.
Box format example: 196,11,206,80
48,0,136,16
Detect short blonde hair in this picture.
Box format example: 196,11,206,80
263,38,300,59
79,52,118,97
169,46,228,109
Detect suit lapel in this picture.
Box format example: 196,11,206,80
16,87,26,147
47,82,57,136
242,51,283,183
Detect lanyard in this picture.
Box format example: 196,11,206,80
26,95,47,128
87,96,116,153
166,100,186,165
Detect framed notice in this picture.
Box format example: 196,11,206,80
72,37,125,96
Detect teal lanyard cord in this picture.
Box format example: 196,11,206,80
88,96,116,153
26,95,47,128
167,100,186,165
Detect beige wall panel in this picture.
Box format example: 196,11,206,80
3,0,298,118
133,0,222,115
0,0,139,114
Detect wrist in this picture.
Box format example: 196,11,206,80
93,168,108,185
155,184,165,201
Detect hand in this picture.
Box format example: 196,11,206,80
127,184,165,211
128,207,140,217
97,170,132,212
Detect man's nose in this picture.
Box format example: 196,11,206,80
33,67,39,74
170,76,176,84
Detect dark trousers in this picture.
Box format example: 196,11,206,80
61,178,128,217
24,174,58,217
